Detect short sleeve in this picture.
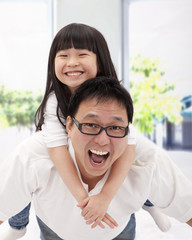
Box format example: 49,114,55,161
42,93,68,148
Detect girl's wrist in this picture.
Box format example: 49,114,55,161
99,191,113,204
75,191,88,203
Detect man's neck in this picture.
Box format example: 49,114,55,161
81,174,105,192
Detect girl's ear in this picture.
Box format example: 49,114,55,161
66,116,72,138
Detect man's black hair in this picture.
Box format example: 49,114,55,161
67,76,134,123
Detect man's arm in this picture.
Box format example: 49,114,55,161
187,219,192,227
0,221,3,224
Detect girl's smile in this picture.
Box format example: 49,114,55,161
65,71,83,77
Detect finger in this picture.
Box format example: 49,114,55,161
98,222,105,228
81,208,89,217
82,208,99,220
104,213,118,226
91,220,105,229
91,218,103,229
102,217,115,229
82,209,100,220
84,212,94,221
86,216,96,225
91,221,99,228
81,205,93,218
102,215,118,229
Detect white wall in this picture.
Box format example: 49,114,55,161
52,0,122,79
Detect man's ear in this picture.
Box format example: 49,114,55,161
66,116,72,138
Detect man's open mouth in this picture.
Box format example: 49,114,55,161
88,149,109,166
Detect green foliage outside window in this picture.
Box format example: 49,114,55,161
130,54,182,134
0,85,43,132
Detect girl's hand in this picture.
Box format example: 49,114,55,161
77,194,118,229
91,212,118,229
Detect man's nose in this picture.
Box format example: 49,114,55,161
67,56,79,67
94,129,110,145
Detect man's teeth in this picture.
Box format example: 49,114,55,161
90,149,108,155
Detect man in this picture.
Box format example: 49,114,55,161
0,77,192,240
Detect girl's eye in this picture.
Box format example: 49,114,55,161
79,53,88,56
56,51,68,57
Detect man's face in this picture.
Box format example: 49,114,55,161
67,98,128,184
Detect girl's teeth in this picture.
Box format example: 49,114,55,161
67,72,81,76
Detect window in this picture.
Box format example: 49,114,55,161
129,0,192,98
122,0,192,149
0,0,52,90
0,0,52,160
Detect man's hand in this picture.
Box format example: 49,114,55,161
77,193,118,229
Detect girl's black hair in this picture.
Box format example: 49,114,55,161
35,23,118,130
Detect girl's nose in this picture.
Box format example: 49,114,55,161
94,129,110,146
67,56,79,67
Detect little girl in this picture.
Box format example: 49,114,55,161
2,23,170,239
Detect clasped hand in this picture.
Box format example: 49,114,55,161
77,193,118,229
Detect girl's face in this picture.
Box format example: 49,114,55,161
55,48,98,93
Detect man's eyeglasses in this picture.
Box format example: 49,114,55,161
72,117,129,138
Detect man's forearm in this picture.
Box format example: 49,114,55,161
187,218,192,227
0,220,3,224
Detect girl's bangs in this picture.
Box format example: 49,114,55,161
57,29,96,53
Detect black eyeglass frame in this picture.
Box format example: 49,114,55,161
72,117,129,138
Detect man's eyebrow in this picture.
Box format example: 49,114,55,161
112,116,125,123
82,114,125,123
82,113,98,120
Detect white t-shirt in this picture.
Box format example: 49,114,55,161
0,131,192,240
42,93,136,147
